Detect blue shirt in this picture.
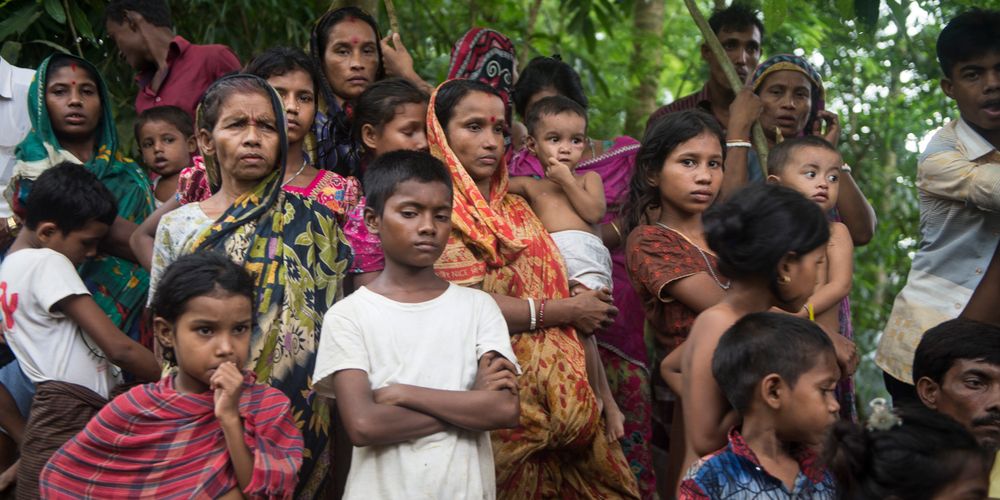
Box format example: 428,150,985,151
679,428,836,499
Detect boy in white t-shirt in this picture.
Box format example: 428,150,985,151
0,163,159,496
313,151,521,500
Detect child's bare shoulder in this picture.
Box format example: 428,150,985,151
688,305,739,344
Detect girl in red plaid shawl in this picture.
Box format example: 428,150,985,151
39,252,303,499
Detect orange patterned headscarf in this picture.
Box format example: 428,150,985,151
427,81,527,276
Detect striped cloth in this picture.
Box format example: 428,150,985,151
16,381,107,500
39,372,302,499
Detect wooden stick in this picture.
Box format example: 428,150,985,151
384,0,400,35
682,0,769,175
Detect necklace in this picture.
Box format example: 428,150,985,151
282,158,308,187
655,222,731,290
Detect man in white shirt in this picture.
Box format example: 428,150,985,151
0,57,34,219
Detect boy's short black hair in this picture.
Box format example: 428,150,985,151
134,105,194,143
767,135,840,175
363,150,453,216
105,0,172,28
25,162,118,233
913,318,1000,384
524,95,588,137
708,2,764,38
937,9,1000,78
712,312,835,412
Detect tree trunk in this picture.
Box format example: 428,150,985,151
624,0,665,138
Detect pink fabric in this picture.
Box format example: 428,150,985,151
508,137,646,365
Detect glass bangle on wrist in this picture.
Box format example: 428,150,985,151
726,140,752,149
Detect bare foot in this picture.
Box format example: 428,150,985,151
0,458,18,491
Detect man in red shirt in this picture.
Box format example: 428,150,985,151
104,0,241,120
645,4,763,135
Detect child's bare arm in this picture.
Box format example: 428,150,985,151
56,295,160,382
131,197,181,271
683,311,738,456
102,216,140,263
212,361,253,492
374,352,520,431
507,176,533,200
549,164,606,224
805,223,854,315
660,343,684,394
332,369,448,447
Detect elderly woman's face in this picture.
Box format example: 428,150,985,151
202,90,280,184
757,70,812,140
444,91,506,183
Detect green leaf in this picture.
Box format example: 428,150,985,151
763,0,788,32
0,40,21,63
26,39,71,54
835,0,854,18
854,0,879,30
43,0,66,24
0,4,42,40
67,0,95,42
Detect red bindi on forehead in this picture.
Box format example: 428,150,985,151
489,116,495,123
350,37,359,45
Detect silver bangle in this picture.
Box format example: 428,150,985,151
528,298,537,330
726,140,752,149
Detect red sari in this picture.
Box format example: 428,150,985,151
429,83,638,499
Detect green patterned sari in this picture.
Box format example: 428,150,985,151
9,54,154,336
190,74,351,498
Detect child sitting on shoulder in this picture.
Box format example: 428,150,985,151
826,401,992,499
680,312,840,498
134,105,196,207
40,251,303,499
767,135,860,419
313,150,520,500
507,95,623,437
0,163,160,498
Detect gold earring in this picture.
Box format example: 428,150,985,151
778,275,791,284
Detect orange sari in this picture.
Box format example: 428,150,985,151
429,84,638,499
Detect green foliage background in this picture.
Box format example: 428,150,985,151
3,0,998,413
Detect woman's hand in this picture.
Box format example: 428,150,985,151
727,85,763,139
827,329,859,377
812,110,841,147
567,287,617,335
380,33,415,79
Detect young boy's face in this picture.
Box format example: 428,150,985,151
770,146,842,212
156,292,252,394
366,179,452,270
775,351,841,445
527,112,587,171
942,50,1000,134
42,219,109,267
138,120,195,177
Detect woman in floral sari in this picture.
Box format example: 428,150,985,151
9,54,153,337
154,74,351,497
430,78,638,499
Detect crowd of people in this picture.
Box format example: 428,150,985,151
0,0,997,498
